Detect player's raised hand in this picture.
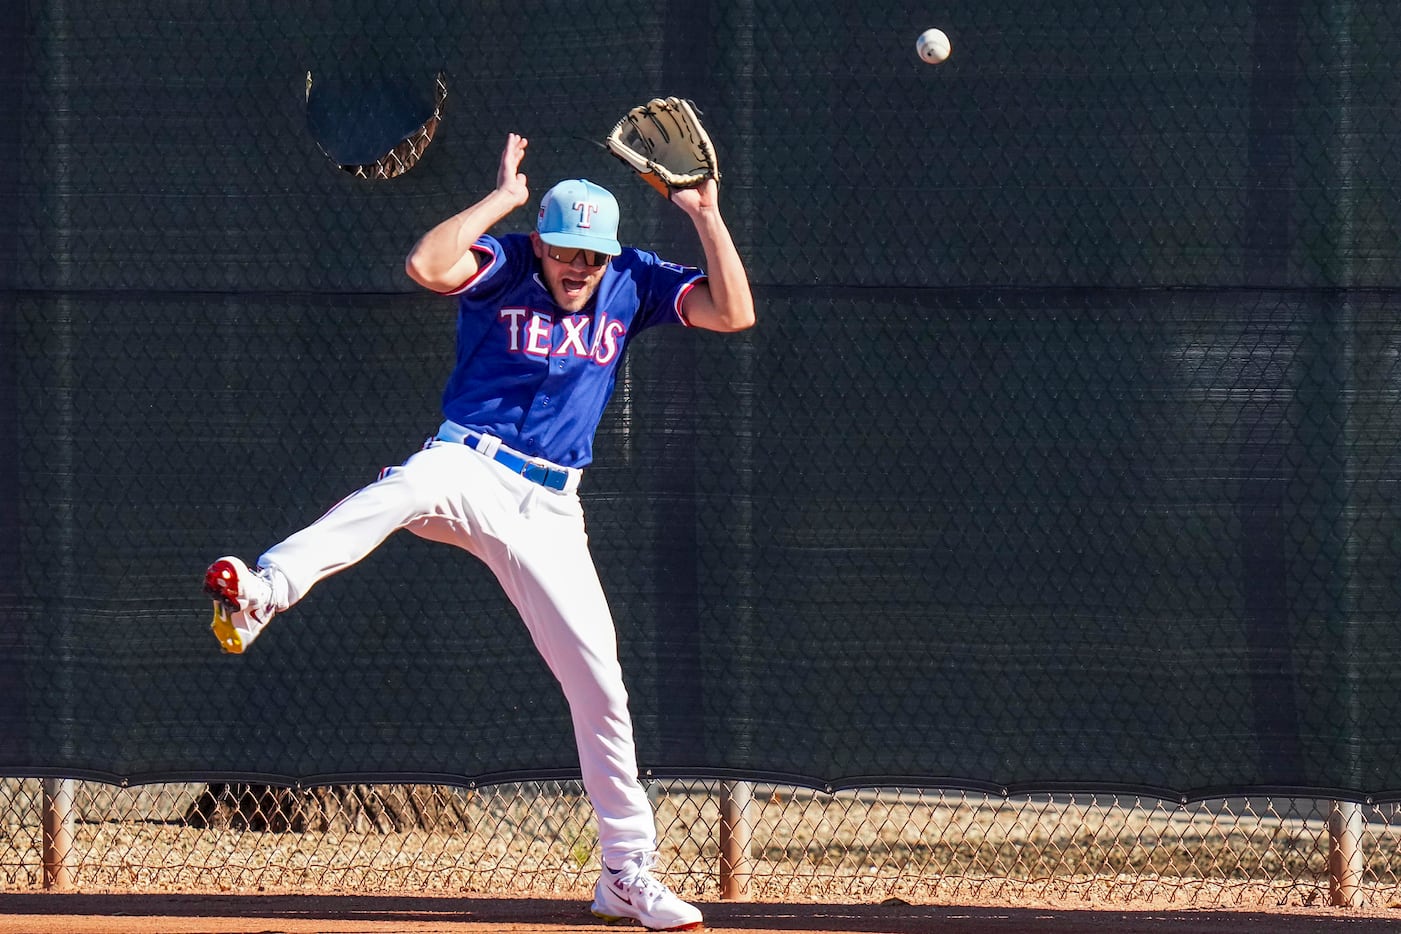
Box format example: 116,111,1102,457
404,133,533,292
497,133,530,209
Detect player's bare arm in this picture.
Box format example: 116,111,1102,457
671,180,756,333
404,133,531,293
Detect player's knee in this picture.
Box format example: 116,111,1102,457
562,668,630,717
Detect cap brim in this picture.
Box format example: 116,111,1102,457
538,231,621,255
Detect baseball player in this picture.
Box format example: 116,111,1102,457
203,132,754,932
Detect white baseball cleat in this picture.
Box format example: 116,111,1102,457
204,556,277,654
590,855,703,931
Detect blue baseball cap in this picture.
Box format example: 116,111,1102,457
536,179,621,255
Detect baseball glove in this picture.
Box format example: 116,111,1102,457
604,97,720,196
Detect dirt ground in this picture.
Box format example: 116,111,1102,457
4,893,1401,934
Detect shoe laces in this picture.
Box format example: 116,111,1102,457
240,567,277,624
613,854,672,906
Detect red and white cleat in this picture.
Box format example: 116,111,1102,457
590,854,703,931
203,556,277,654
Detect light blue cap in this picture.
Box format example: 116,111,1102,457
536,179,621,255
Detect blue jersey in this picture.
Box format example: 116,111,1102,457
440,233,704,468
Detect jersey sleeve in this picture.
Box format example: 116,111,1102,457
630,250,706,332
442,234,513,298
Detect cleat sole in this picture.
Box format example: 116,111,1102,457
590,910,628,925
204,559,250,654
589,909,702,931
209,602,246,654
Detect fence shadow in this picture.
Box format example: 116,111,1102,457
2,893,1399,933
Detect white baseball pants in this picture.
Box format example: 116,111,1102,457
257,437,657,868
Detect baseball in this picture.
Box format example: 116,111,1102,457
916,27,951,65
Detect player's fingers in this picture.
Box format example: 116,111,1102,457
503,134,525,165
499,134,528,190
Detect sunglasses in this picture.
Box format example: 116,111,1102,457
546,245,612,267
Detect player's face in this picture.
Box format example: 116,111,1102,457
532,234,611,312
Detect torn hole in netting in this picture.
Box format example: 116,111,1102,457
305,69,447,180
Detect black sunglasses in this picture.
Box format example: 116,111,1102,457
547,245,612,267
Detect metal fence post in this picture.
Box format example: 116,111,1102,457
719,780,751,900
715,1,755,903
42,778,74,890
1328,800,1364,907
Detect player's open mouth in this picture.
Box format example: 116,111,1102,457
561,277,588,293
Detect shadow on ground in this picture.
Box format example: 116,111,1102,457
3,892,1401,933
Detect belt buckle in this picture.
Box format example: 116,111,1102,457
520,459,568,491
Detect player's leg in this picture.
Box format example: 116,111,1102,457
205,440,478,653
476,482,702,931
256,442,481,603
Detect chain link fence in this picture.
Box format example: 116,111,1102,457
3,779,1399,908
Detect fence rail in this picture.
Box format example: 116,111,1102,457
4,778,1399,909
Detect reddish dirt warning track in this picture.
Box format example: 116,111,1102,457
4,893,1401,934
